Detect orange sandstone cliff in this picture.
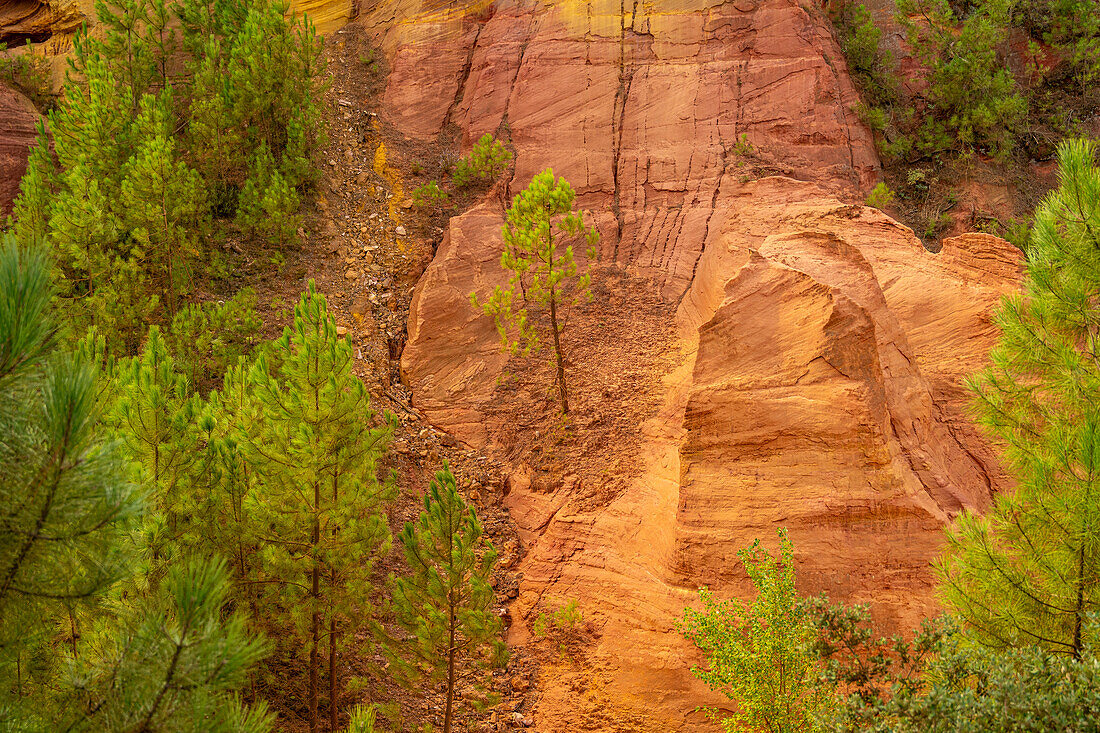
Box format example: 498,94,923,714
0,0,1026,727
362,0,1024,728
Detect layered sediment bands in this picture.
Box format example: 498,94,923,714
290,0,355,33
380,1,1022,728
0,85,41,219
363,0,878,293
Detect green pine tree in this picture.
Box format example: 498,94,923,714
119,92,208,317
6,123,55,241
940,138,1100,659
67,558,273,733
0,237,271,731
109,327,200,571
236,142,301,245
182,360,267,614
248,282,394,733
391,464,507,733
470,169,599,415
0,240,140,726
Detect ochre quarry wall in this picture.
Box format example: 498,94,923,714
367,0,1025,729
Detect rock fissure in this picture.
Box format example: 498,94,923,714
443,18,484,132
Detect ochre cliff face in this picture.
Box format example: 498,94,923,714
0,1,85,44
373,0,1024,728
366,0,880,292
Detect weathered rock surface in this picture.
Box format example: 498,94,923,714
0,0,84,44
291,0,355,34
404,178,1022,729
381,0,1025,729
365,0,878,293
0,84,41,219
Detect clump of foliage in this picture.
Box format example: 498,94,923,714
93,280,399,733
831,0,1099,166
0,236,273,732
899,0,1027,161
865,182,896,209
533,599,584,639
733,133,755,157
0,40,53,109
390,464,507,733
412,179,450,210
679,529,836,733
470,169,599,416
830,2,897,105
164,287,262,392
452,133,513,188
7,0,326,353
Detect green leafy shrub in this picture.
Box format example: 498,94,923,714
679,529,837,733
898,0,1026,160
733,133,754,157
452,134,512,188
412,179,450,210
533,599,584,638
865,182,896,209
832,3,898,105
0,41,53,109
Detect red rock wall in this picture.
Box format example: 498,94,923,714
376,1,1024,729
0,85,41,220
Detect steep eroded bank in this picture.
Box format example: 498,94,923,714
361,0,1024,729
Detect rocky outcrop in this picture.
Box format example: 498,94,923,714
292,0,355,34
0,1,84,44
364,0,878,292
0,84,41,219
403,177,1021,729
379,0,1024,729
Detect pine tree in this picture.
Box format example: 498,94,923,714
941,138,1100,658
185,35,246,214
249,282,394,733
6,123,55,241
391,464,506,733
0,238,271,731
120,92,208,317
0,238,140,725
470,169,598,415
68,559,273,733
185,360,266,614
110,327,200,570
236,141,301,245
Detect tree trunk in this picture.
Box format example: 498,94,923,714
548,295,568,415
329,617,338,732
1073,542,1086,659
444,606,456,733
309,482,320,733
